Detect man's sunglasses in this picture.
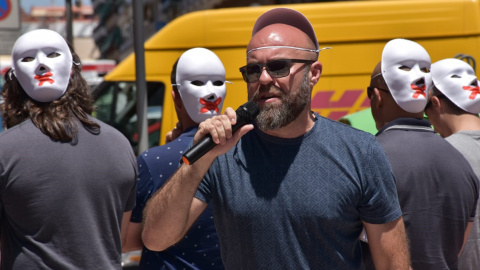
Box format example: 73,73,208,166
239,59,315,83
367,86,390,99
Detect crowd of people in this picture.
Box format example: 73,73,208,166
1,6,480,270
362,38,479,270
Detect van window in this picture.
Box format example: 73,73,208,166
92,81,165,154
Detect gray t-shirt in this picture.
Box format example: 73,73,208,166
196,114,402,270
0,118,137,269
447,130,480,270
374,119,479,270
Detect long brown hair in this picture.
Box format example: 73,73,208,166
1,45,100,143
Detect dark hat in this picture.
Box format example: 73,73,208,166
252,8,319,51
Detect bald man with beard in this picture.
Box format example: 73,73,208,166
142,8,410,270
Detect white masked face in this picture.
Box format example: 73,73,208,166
175,48,227,123
382,39,432,113
12,29,73,102
432,58,480,114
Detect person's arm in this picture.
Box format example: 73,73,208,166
459,221,474,257
142,162,209,251
122,221,143,253
362,217,411,270
142,107,254,251
121,211,133,249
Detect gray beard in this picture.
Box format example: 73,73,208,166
255,69,311,131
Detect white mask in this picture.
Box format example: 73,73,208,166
12,29,73,102
175,48,227,123
381,39,432,113
432,58,480,114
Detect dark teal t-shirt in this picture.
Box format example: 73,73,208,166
196,114,401,270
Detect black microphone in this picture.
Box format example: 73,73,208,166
182,101,260,165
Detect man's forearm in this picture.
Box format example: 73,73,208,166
459,221,474,256
365,218,411,270
141,158,211,251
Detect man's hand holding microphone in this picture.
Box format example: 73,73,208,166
182,101,259,165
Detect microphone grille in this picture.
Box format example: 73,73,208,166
237,101,260,122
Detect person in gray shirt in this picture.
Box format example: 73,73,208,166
426,58,480,270
0,29,137,270
366,39,479,270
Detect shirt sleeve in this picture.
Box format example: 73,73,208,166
130,154,154,223
358,139,403,224
124,146,139,212
195,159,218,204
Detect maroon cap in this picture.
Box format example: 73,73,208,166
252,8,319,51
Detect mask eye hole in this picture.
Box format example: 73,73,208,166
398,65,411,71
191,80,204,86
421,67,430,73
213,81,224,86
47,52,61,58
451,75,461,78
21,57,35,62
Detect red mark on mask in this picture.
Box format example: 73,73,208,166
34,72,54,86
463,85,480,99
411,84,426,98
199,97,222,113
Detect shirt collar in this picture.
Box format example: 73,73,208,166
376,118,432,136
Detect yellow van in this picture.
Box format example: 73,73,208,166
93,0,480,153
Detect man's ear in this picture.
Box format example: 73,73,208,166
172,90,184,110
310,61,322,86
373,87,384,108
430,96,443,113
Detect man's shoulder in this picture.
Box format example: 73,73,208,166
447,130,480,142
137,132,195,164
141,132,195,154
316,115,376,141
91,117,121,135
89,117,135,145
0,120,37,143
446,131,480,155
375,119,437,145
139,141,183,159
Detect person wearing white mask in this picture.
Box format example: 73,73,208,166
174,48,227,124
426,58,480,270
0,29,137,269
11,30,72,103
364,39,479,270
123,47,226,270
369,38,432,129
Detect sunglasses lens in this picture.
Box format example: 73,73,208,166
241,60,293,83
266,60,290,78
242,64,261,83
